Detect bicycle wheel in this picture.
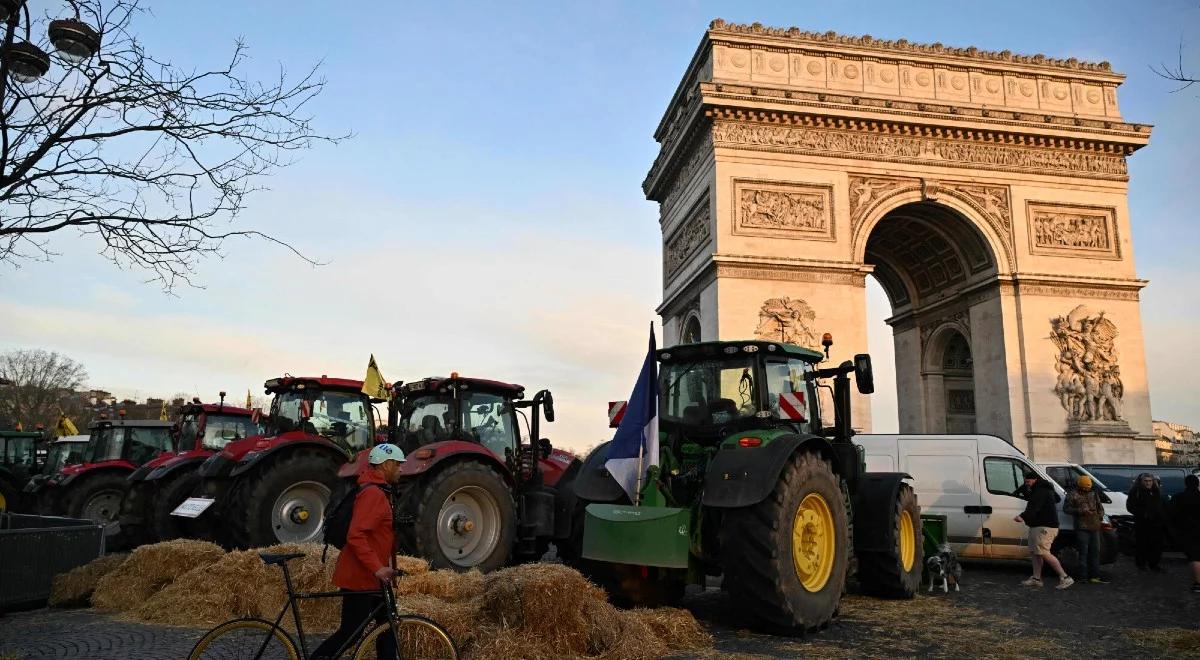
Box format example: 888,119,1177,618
353,615,458,660
188,617,301,660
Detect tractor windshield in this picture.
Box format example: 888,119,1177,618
395,391,518,459
2,435,36,468
269,390,374,451
43,442,74,473
178,414,200,450
84,427,119,463
201,413,262,450
398,394,455,452
660,357,760,428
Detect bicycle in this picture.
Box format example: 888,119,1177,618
188,551,458,660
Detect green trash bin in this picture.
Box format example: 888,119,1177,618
921,514,948,559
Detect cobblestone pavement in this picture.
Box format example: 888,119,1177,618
1,555,1197,659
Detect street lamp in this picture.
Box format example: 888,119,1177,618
2,1,102,83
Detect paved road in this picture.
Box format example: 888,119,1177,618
1,555,1197,659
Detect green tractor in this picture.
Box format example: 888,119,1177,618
568,339,921,633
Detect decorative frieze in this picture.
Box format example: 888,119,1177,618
711,121,1128,179
1027,202,1119,259
753,297,820,348
663,196,711,284
1050,304,1124,422
733,179,834,241
714,261,866,286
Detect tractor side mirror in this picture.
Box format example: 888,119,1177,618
538,437,553,459
541,390,555,423
853,354,875,394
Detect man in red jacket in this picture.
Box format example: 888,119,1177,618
312,443,404,660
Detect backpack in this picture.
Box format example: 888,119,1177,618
322,481,379,557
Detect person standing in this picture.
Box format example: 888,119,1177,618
1064,475,1106,583
311,443,405,660
1127,472,1167,572
1016,471,1074,590
1169,473,1200,593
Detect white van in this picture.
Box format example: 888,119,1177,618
855,434,1116,564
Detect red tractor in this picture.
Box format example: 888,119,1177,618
119,397,261,545
371,375,581,572
41,418,176,547
193,376,384,548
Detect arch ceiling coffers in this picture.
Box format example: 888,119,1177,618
850,179,1015,274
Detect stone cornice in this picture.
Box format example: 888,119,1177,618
708,20,1115,74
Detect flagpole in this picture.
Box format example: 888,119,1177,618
633,440,644,507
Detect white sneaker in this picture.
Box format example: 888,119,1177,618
1021,577,1043,587
1056,576,1075,590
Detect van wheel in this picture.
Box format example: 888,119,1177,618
857,484,922,598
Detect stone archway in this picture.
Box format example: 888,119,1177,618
648,20,1156,462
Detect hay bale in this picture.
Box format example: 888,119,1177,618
132,542,340,633
626,606,712,652
92,540,225,612
49,553,128,607
396,569,484,602
479,563,607,656
395,593,487,652
395,554,430,575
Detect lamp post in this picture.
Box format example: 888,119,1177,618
1,1,101,84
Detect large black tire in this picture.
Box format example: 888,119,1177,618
409,461,515,573
118,481,153,547
151,471,204,542
720,452,849,633
856,483,922,598
66,472,131,550
231,450,341,549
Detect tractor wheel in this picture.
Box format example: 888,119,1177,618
411,461,515,573
151,471,203,542
720,451,849,633
66,473,131,550
856,483,922,598
118,481,153,547
234,450,340,549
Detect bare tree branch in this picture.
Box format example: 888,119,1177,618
0,1,344,290
1152,39,1198,92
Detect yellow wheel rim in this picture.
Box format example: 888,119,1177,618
792,492,836,592
0,491,7,511
899,510,916,572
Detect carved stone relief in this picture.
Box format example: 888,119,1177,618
919,310,971,351
711,121,1128,178
663,196,711,284
1027,202,1119,259
753,297,820,348
734,180,834,241
1050,304,1124,422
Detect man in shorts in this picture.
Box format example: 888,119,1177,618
1015,471,1074,590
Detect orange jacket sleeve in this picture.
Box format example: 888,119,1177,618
344,486,389,576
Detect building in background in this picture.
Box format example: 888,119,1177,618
1152,420,1199,465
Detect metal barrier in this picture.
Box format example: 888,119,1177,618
0,512,104,610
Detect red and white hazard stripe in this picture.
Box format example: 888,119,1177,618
778,392,807,421
608,400,628,428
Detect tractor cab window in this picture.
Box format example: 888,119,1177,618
44,443,70,473
660,357,759,428
127,427,174,464
308,392,373,451
401,395,454,450
764,359,817,432
178,415,200,450
85,427,123,463
201,414,262,451
463,392,517,459
2,436,35,467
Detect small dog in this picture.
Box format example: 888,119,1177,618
925,544,963,593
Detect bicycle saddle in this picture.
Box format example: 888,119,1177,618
259,552,306,565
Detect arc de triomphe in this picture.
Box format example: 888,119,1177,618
648,20,1155,463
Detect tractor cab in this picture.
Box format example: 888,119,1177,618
388,375,564,484
20,434,88,508
1,429,47,511
259,376,378,453
79,419,176,468
174,401,261,455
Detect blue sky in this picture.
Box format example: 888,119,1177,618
1,1,1197,447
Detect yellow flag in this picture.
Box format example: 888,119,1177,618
246,389,253,409
56,415,79,437
159,400,169,421
362,354,389,400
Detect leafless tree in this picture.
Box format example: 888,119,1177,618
0,348,88,429
1153,40,1198,92
0,1,342,290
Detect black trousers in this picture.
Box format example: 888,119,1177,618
310,589,394,659
1134,522,1164,569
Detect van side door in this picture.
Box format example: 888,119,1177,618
980,456,1039,559
897,440,986,559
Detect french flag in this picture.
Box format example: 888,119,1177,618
605,325,659,503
